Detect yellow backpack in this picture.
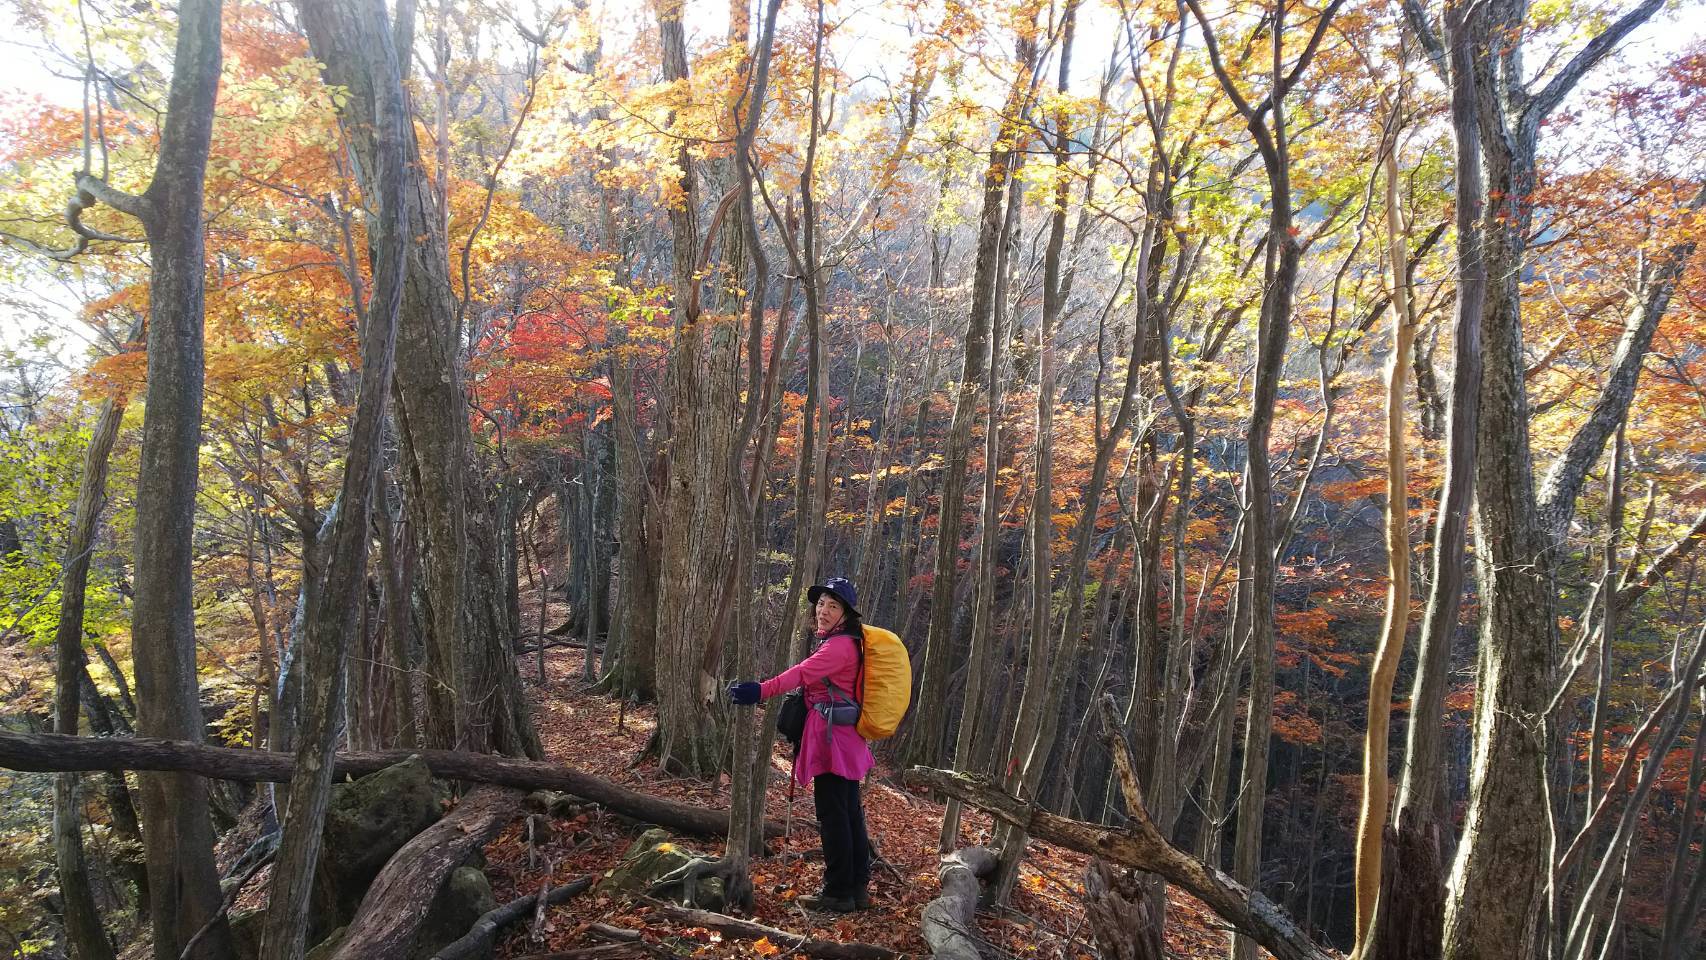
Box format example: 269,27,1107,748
854,626,912,740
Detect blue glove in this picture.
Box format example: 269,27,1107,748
728,681,762,706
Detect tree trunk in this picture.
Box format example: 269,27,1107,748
263,0,409,950
1435,3,1667,956
900,31,1033,770
1393,0,1484,850
376,476,418,748
994,157,1169,901
1379,10,1487,959
1656,700,1706,960
300,0,538,761
719,0,785,911
907,749,1333,960
1178,5,1341,956
650,0,737,777
606,327,659,701
78,672,150,910
939,111,1025,850
1351,135,1419,956
887,302,939,632
50,322,139,960
120,1,230,955
1084,859,1164,960
921,846,996,960
1370,821,1445,960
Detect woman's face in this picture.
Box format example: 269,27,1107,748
814,594,846,634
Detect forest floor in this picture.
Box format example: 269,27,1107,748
480,643,1235,959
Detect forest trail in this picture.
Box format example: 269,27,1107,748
482,646,1231,959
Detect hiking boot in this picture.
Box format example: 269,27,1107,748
800,893,858,913
854,891,872,910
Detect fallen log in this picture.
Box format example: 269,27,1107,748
647,901,899,960
430,876,595,960
330,786,522,960
921,846,995,960
906,720,1335,960
0,730,779,839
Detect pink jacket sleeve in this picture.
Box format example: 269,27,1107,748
759,635,857,699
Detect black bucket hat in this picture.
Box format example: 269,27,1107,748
807,577,860,618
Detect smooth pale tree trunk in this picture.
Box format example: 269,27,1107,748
51,321,141,960
262,0,408,951
1376,11,1486,960
1351,143,1418,956
105,0,230,955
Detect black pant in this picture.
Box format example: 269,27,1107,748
812,773,870,899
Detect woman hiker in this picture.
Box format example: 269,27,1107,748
727,577,874,913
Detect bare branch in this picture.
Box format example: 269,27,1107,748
1525,0,1663,125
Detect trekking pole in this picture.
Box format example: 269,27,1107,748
784,747,797,849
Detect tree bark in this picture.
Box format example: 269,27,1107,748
1179,6,1345,956
921,846,996,960
51,325,138,960
300,0,539,760
1391,0,1484,868
650,0,736,777
1443,5,1665,958
1370,821,1445,960
263,0,409,951
939,94,1027,850
719,0,785,911
606,327,659,701
429,877,594,960
1084,858,1164,960
121,0,230,955
326,786,521,960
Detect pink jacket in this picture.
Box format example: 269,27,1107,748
760,631,876,786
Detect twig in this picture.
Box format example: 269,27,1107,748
529,863,555,942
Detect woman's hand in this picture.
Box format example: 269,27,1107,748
727,681,762,706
